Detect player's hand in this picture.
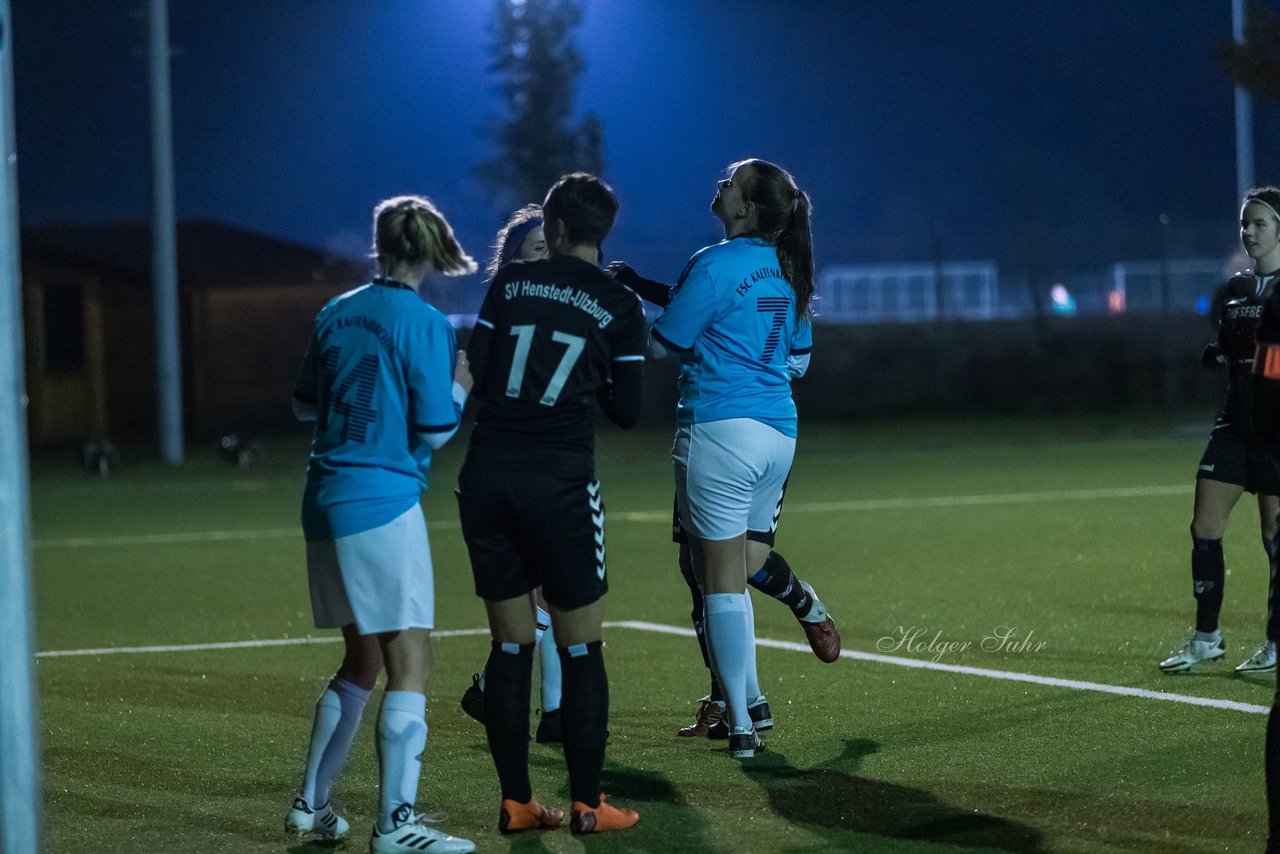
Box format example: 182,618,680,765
454,349,474,393
606,261,638,284
1201,342,1227,368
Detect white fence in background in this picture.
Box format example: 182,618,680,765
1110,259,1233,314
816,261,999,322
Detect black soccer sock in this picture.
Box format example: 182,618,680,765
1192,537,1226,634
483,641,534,803
749,551,813,617
559,641,608,807
1268,681,1280,853
679,543,722,701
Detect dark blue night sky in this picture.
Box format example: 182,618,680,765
11,0,1279,285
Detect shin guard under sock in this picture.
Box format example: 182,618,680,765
559,641,609,806
375,691,427,832
1192,537,1225,634
750,551,813,617
704,592,751,731
301,677,370,806
484,641,534,803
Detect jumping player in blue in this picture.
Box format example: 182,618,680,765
644,158,821,758
285,195,477,854
609,257,840,741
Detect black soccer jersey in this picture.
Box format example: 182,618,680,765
1216,271,1278,436
467,255,647,453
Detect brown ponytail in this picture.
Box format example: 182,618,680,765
733,159,815,319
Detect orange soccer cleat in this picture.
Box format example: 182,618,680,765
569,794,639,834
499,797,564,833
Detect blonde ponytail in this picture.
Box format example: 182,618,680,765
373,195,477,277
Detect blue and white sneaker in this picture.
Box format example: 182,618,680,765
370,809,475,854
1236,640,1277,673
1158,631,1226,672
284,794,348,839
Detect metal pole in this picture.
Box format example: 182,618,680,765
149,0,182,463
1234,0,1256,200
0,1,42,851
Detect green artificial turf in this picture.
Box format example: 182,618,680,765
29,415,1275,852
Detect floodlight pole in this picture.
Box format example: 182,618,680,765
149,0,182,463
0,1,43,851
1234,0,1255,200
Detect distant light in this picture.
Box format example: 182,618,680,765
1050,284,1077,316
1196,295,1212,315
1107,289,1125,314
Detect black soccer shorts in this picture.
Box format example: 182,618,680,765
1197,425,1280,495
457,450,608,610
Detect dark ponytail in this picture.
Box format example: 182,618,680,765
734,159,815,319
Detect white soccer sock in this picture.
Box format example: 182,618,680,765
376,690,427,832
538,620,563,712
300,677,370,806
704,592,751,731
743,591,762,701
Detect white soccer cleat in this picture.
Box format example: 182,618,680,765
370,813,476,854
1158,633,1226,672
1235,640,1277,673
284,794,349,839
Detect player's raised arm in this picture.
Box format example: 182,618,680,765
607,261,673,307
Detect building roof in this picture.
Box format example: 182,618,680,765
21,219,368,290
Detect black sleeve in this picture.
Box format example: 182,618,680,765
597,360,643,429
467,278,503,391
466,323,493,392
612,264,673,307
628,274,673,307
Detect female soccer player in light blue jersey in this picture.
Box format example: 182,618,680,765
648,158,817,758
284,195,478,854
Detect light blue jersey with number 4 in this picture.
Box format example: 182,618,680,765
295,282,461,541
652,237,812,438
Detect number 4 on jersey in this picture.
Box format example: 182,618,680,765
505,324,587,406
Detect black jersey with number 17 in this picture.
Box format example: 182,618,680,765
467,255,647,453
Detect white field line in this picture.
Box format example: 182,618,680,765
34,627,492,658
607,620,1269,716
32,484,1192,549
37,619,1267,716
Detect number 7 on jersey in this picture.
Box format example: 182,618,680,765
505,324,587,406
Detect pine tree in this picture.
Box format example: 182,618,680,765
476,0,605,211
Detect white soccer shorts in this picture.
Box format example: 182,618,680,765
672,418,796,541
306,504,435,635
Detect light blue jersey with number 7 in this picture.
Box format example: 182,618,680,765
651,237,812,438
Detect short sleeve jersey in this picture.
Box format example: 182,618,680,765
295,280,460,541
468,255,647,453
1217,271,1278,434
652,237,812,438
